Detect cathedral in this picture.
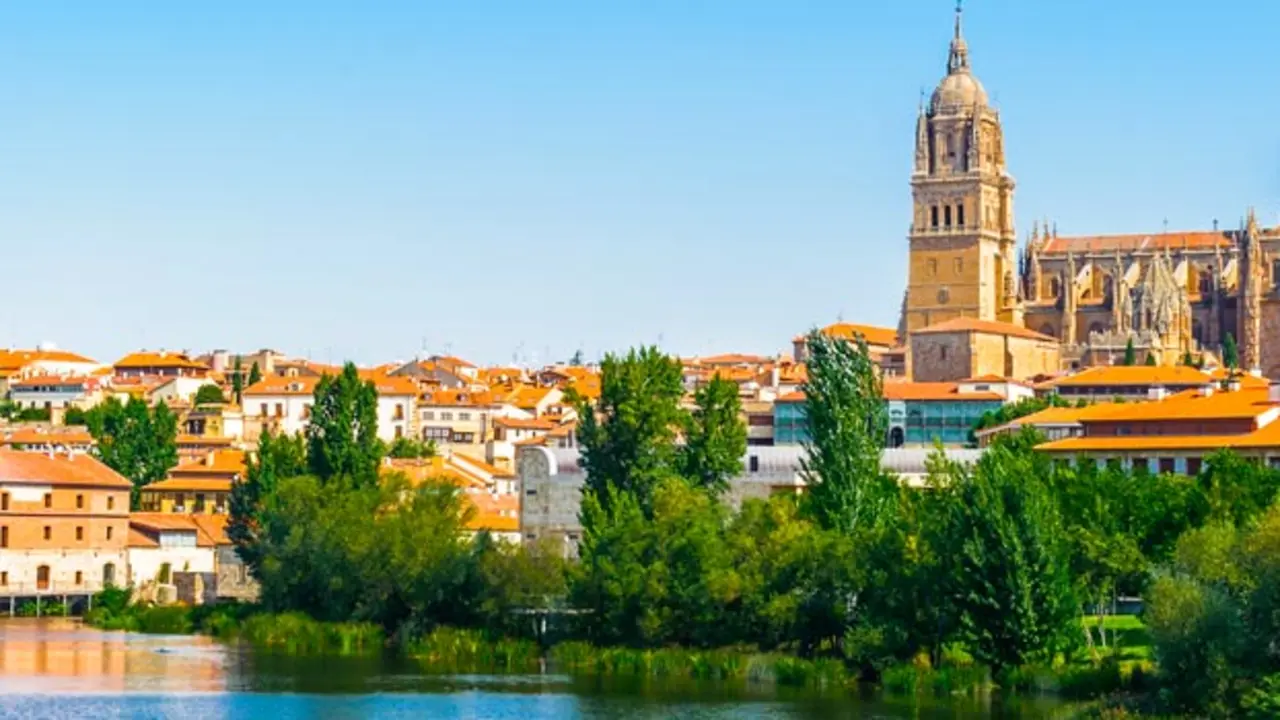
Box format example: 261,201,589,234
900,6,1280,377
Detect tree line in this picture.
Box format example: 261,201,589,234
221,338,1280,714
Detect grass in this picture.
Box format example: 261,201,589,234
404,627,541,673
548,643,848,688
238,612,384,655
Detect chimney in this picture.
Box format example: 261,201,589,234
1147,385,1168,402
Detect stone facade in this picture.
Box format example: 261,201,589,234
909,318,1059,383
900,8,1280,377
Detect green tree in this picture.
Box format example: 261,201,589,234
1183,350,1195,366
974,393,1068,432
1198,449,1280,527
231,355,245,404
799,329,896,534
305,362,383,485
1123,337,1136,366
938,433,1078,672
1145,352,1158,366
678,374,746,497
193,384,226,405
228,430,306,575
85,397,178,508
474,537,569,639
247,361,263,387
1225,332,1240,370
574,346,685,515
387,436,437,459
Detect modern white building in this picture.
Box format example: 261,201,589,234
516,445,985,557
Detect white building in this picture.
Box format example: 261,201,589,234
371,376,419,442
517,445,985,556
9,376,105,411
242,376,317,438
126,514,220,587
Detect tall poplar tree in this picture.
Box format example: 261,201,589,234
229,430,307,573
678,374,746,498
1224,333,1239,370
799,330,896,534
231,355,245,404
305,362,383,485
574,346,684,516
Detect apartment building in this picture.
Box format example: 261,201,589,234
9,376,105,412
112,351,211,380
0,450,131,596
242,376,318,439
139,450,245,514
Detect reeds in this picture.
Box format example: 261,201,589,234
238,612,384,655
404,626,541,673
548,643,848,687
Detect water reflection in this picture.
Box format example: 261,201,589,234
0,619,1072,719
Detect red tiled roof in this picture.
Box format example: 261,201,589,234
1042,230,1232,255
914,317,1057,342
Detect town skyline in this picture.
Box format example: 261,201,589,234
2,1,1278,365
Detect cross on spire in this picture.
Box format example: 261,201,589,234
948,0,970,73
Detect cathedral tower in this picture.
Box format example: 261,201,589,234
904,5,1018,333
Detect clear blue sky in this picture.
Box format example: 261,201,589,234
1,1,1277,366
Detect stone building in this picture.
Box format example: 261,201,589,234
900,7,1280,378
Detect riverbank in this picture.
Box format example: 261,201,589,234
79,598,1151,708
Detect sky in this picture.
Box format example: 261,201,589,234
1,1,1278,367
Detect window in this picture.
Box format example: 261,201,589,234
424,427,451,442
75,571,83,585
422,411,435,421
302,404,312,420
930,205,939,228
43,526,51,541
0,571,6,586
458,412,471,421
76,494,84,509
441,412,454,421
76,526,84,541
394,404,405,421
957,204,965,227
954,257,963,274
43,493,52,509
0,526,7,547
275,403,283,418
940,346,948,361
1,493,7,511
106,526,114,540
927,259,938,277
107,496,115,511
1159,458,1177,474
260,403,268,417
749,455,760,472
943,206,952,227
526,489,538,496
394,426,404,439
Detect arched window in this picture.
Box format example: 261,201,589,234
944,206,952,227
931,206,939,228
888,427,905,448
956,204,966,228
103,563,117,587
1050,277,1062,299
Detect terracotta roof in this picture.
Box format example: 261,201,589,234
0,349,98,370
114,351,209,371
962,374,1027,384
800,323,898,348
1078,387,1275,423
422,389,494,407
142,477,233,493
777,391,806,403
383,457,489,491
244,377,319,396
1041,230,1232,255
1,428,95,447
503,385,556,410
129,513,227,546
127,527,159,548
687,353,775,366
0,450,130,488
494,416,557,431
372,376,420,396
913,317,1057,342
10,376,97,390
882,381,1004,402
1045,366,1216,389
175,434,234,446
168,449,247,477
451,454,516,479
464,493,520,533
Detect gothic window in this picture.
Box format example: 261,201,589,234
957,204,966,227
944,206,952,227
928,259,938,277
931,206,939,228
1050,277,1061,299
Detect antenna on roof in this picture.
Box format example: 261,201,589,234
1213,218,1219,231
1163,218,1169,233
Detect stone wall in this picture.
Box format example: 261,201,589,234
214,545,260,602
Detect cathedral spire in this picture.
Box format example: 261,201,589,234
947,0,970,74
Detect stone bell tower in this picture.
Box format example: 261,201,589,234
904,3,1018,333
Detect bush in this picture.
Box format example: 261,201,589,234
239,612,383,655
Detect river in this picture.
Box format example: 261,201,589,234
0,619,1076,718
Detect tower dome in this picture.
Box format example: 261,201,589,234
930,3,987,112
